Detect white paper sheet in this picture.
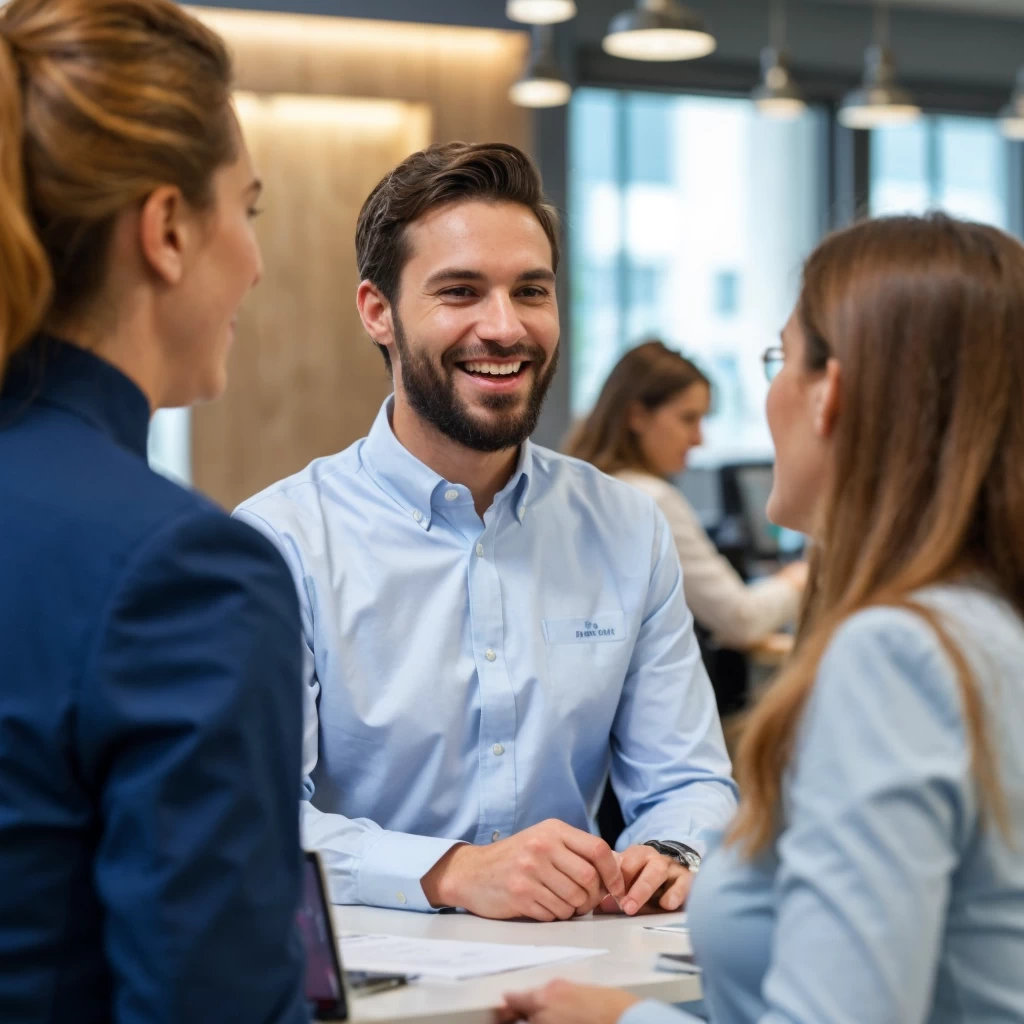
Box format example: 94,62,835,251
339,932,606,981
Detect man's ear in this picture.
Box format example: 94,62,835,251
357,280,396,359
138,185,190,286
814,357,842,439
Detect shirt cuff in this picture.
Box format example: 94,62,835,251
356,831,465,912
620,999,703,1024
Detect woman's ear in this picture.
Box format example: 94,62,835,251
138,185,189,286
627,400,651,437
814,357,842,439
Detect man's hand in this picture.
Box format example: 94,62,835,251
420,820,625,921
595,845,694,916
496,979,641,1024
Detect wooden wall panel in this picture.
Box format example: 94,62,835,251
192,9,531,148
186,9,531,509
192,96,431,510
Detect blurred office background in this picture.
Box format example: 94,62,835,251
158,1,1024,539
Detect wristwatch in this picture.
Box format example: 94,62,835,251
643,839,702,872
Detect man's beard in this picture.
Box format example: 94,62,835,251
393,315,559,453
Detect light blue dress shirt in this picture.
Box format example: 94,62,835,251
621,584,1024,1024
234,397,737,912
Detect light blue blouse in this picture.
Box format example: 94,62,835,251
623,585,1024,1024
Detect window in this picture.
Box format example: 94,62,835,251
569,89,823,462
871,115,1010,230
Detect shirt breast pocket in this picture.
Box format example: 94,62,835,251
542,611,628,646
540,611,631,724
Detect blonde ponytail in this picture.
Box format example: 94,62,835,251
0,31,51,381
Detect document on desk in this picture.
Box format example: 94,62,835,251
339,932,607,981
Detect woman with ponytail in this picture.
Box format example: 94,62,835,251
498,214,1024,1024
0,3,306,1022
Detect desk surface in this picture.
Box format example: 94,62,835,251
337,905,700,1024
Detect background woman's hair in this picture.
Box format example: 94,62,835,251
564,340,710,476
0,0,237,380
731,213,1022,855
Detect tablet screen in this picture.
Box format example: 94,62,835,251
298,852,348,1019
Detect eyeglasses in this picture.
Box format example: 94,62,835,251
762,345,784,383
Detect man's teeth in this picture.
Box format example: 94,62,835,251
463,361,523,376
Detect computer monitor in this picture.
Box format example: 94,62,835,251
721,462,804,561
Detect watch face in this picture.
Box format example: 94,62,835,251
656,841,700,871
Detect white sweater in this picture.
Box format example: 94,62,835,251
615,470,800,649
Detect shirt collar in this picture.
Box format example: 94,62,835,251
360,396,533,530
1,335,151,460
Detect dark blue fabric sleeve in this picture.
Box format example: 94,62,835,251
79,508,308,1024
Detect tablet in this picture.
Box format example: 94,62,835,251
298,851,349,1021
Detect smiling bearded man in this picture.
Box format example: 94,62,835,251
234,142,737,924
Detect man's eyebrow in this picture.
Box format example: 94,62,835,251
423,268,487,288
422,268,557,288
517,269,557,284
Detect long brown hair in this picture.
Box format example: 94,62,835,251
0,0,237,381
564,340,710,475
731,214,1022,855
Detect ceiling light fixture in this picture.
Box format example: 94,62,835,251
838,2,920,130
509,26,572,108
506,0,577,26
602,0,715,63
752,0,806,120
999,68,1024,140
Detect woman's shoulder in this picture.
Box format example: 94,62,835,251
821,585,1024,687
809,585,1024,754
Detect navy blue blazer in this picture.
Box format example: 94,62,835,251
0,339,308,1024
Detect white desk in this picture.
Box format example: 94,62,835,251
336,906,701,1024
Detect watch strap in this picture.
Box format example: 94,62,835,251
643,839,702,871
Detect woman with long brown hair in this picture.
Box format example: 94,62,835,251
566,341,805,650
0,2,306,1021
499,214,1024,1023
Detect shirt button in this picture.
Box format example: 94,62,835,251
445,489,459,502
396,892,407,905
412,510,423,523
491,831,501,842
485,649,497,662
476,543,484,557
492,743,505,756
519,505,527,519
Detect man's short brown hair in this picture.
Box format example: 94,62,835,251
355,141,561,371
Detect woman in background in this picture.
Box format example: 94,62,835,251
566,341,805,650
0,2,306,1021
501,214,1024,1023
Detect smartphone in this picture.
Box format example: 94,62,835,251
654,952,702,975
298,852,350,1020
346,970,410,996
